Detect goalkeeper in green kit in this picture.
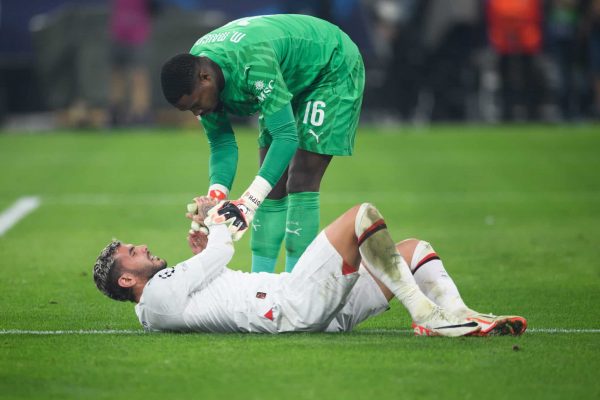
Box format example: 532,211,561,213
161,14,365,273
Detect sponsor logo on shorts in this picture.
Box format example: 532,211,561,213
256,292,267,299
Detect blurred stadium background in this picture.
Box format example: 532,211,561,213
1,0,600,130
2,2,600,399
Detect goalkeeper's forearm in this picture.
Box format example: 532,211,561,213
207,132,238,191
259,104,298,187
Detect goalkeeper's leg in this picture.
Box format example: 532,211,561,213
284,192,320,272
251,197,288,273
285,149,332,272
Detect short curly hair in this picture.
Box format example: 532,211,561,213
161,53,199,105
93,240,135,302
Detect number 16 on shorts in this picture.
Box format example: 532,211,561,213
303,101,326,126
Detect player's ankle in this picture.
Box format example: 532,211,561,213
403,286,436,323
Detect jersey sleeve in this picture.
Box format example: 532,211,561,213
258,104,298,186
243,43,293,117
200,111,238,190
241,44,299,186
135,225,235,331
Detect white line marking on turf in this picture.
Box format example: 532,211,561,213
528,328,600,333
0,330,144,335
0,328,599,335
0,196,40,236
359,328,600,334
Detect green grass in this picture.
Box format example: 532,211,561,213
1,124,599,399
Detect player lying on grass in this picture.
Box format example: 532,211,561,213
93,198,526,336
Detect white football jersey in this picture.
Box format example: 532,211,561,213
135,225,283,333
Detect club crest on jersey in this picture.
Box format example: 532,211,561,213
253,80,275,103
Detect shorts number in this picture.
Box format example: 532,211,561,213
302,101,326,126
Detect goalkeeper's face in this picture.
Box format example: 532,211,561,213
176,71,221,117
114,244,167,281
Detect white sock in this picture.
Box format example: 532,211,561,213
410,241,472,318
356,206,435,323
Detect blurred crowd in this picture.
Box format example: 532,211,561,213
364,0,600,123
1,0,600,129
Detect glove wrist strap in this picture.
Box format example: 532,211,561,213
242,176,272,212
208,184,229,201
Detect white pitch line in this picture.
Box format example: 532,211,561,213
0,328,598,335
359,328,600,334
0,196,40,236
0,329,144,335
528,328,600,334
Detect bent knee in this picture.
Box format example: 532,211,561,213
396,238,421,267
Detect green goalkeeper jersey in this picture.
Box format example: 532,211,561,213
189,14,360,190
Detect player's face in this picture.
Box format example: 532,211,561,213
114,244,167,278
176,72,220,117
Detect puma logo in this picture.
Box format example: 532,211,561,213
286,227,302,236
286,221,302,236
308,129,324,143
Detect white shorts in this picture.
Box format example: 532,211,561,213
272,231,389,333
323,265,390,332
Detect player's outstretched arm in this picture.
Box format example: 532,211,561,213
203,112,238,195
178,197,236,293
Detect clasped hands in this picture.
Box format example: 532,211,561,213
186,196,253,254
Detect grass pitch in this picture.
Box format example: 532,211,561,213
0,124,599,399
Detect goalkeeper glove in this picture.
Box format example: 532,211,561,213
208,184,228,202
204,176,272,240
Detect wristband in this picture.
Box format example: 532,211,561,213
208,184,229,201
241,176,272,212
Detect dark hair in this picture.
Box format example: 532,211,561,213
93,240,136,302
160,53,199,105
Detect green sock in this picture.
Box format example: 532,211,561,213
251,197,288,273
285,192,320,272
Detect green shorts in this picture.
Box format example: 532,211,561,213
258,52,365,156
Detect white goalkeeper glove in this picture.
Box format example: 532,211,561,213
204,176,272,241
